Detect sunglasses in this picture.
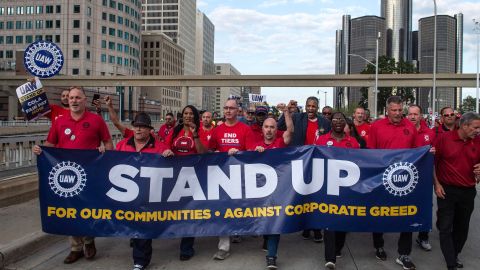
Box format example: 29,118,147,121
323,112,332,115
443,113,455,117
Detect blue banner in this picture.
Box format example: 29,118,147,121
37,145,433,238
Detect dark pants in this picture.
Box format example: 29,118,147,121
324,230,346,263
180,237,195,257
372,232,412,255
265,234,280,258
132,238,152,267
436,185,476,268
418,231,429,241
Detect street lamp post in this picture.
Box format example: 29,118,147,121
432,0,438,123
347,32,380,118
474,19,480,113
322,91,327,108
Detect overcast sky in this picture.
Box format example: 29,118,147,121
198,0,480,108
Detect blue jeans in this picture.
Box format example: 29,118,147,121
180,237,195,256
265,234,280,257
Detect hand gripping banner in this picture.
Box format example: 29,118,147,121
37,145,433,238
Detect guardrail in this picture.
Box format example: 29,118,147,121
0,132,125,172
0,120,51,127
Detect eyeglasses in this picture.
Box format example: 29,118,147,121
247,111,255,115
443,113,455,117
223,106,238,111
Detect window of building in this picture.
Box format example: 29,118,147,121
35,35,42,41
118,3,124,11
56,5,61,13
0,7,4,15
124,58,129,66
102,12,107,20
45,35,53,42
73,50,80,58
87,21,91,30
86,51,90,59
25,35,33,43
102,26,107,34
36,6,43,14
110,0,116,9
55,35,60,43
55,20,60,28
26,6,34,15
73,5,80,13
124,32,129,40
6,21,13,29
6,50,13,58
86,36,91,45
7,7,14,15
25,21,32,29
117,43,122,52
117,57,122,65
0,51,3,58
72,69,79,75
15,21,23,29
15,36,23,44
35,20,43,29
46,5,53,14
117,16,123,25
45,20,53,29
109,14,115,23
86,69,90,76
73,35,80,43
73,20,80,28
101,54,107,63
6,36,13,44
117,29,123,38
102,0,108,7
87,7,91,16
16,6,24,15
108,41,115,50
109,28,115,36
109,55,115,64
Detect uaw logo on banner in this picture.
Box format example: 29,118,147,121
48,161,87,198
383,162,419,197
24,41,63,78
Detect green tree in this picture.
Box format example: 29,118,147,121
359,56,416,114
461,95,477,113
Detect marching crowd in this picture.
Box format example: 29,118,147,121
31,86,480,270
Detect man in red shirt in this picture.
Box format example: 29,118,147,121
33,87,113,264
367,96,418,270
434,112,480,270
47,88,70,125
407,104,436,252
199,110,215,147
353,106,370,141
250,106,293,269
116,112,166,270
158,113,176,142
250,106,269,142
434,107,458,135
209,98,255,260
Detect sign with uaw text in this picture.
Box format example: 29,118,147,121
37,145,433,239
249,93,267,103
16,77,50,121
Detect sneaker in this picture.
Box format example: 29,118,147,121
132,264,145,270
232,235,242,243
313,230,323,243
416,238,432,251
325,261,336,269
301,230,310,240
456,258,464,268
180,253,193,261
213,249,230,260
375,248,387,261
266,256,277,269
396,255,416,270
262,238,268,252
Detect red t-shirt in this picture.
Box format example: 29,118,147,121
250,122,284,143
355,122,371,140
158,122,175,142
47,111,111,149
251,137,287,150
199,126,214,148
47,104,69,125
367,118,417,149
123,128,134,138
304,118,318,145
164,130,200,156
209,121,255,152
116,135,167,154
434,131,480,187
315,132,360,149
415,121,436,147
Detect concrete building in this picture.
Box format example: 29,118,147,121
240,86,261,109
141,32,184,120
142,0,196,76
334,15,386,109
191,10,215,112
417,14,463,110
0,0,143,120
381,0,412,62
214,63,241,114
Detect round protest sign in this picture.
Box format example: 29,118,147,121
24,41,64,78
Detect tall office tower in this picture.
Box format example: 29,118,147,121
333,15,350,109
0,0,142,120
141,32,185,120
381,0,412,62
142,0,196,76
214,63,241,114
418,14,463,111
349,16,387,106
192,10,215,111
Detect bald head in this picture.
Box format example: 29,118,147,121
262,118,278,142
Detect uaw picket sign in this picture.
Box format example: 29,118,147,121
16,77,51,120
37,145,434,239
24,41,64,78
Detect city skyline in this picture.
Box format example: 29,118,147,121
200,0,480,109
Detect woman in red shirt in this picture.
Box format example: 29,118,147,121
162,105,206,261
314,112,359,270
